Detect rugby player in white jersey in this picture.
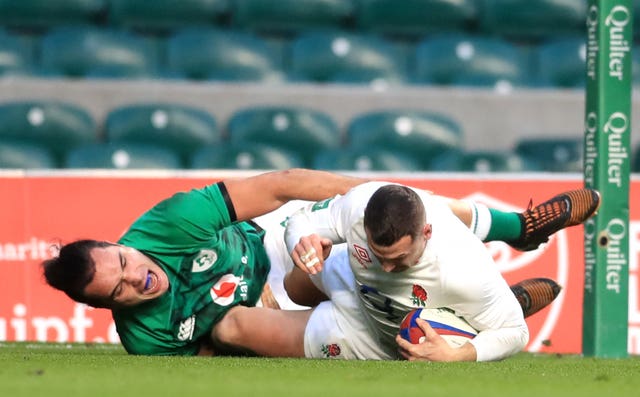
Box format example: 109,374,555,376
282,182,600,361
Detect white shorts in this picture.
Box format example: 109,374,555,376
254,204,394,360
254,200,311,311
303,244,395,360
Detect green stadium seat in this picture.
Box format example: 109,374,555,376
0,140,57,169
289,30,405,83
354,0,478,37
313,147,423,171
0,100,96,162
65,142,182,169
479,0,587,40
0,31,33,76
346,110,463,168
635,0,640,40
535,36,585,88
514,137,583,172
0,0,107,29
414,33,527,86
109,0,230,32
232,0,354,34
105,103,220,163
166,28,284,82
429,149,543,172
190,143,305,170
228,106,341,166
40,26,159,78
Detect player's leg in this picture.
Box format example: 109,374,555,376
509,278,561,318
303,244,396,360
448,189,601,251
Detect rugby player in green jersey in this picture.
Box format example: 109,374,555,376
42,169,367,355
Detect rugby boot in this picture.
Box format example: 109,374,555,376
510,278,561,318
508,188,601,251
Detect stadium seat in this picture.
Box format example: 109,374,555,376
479,0,587,40
346,110,463,168
636,0,640,40
109,0,230,32
232,0,354,34
289,30,406,83
313,147,423,171
0,0,107,29
0,31,33,76
0,140,57,169
0,100,96,162
104,103,220,163
227,106,341,166
514,137,583,172
65,142,183,169
190,143,305,170
414,33,527,87
429,149,543,172
39,26,159,78
354,0,478,37
166,28,284,82
534,36,585,88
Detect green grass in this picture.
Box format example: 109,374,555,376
1,343,639,397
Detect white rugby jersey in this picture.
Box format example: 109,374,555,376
285,181,528,361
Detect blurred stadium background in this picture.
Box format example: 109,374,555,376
1,0,639,173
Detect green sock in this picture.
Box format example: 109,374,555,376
485,209,522,242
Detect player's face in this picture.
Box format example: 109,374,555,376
83,245,169,308
367,224,431,273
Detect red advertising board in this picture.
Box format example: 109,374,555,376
1,172,638,355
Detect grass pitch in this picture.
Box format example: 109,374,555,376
1,343,639,397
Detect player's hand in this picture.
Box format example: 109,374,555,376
291,234,332,275
396,318,475,362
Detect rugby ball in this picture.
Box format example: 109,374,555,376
399,308,478,347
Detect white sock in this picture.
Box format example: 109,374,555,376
466,201,491,241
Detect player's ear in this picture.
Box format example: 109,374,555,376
422,224,433,240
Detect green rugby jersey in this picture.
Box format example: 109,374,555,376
113,182,270,355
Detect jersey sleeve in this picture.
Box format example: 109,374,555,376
441,253,529,360
284,181,392,253
427,195,529,362
119,182,233,251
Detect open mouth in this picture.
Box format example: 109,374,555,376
143,271,159,294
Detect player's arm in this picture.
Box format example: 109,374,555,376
462,294,529,362
209,306,312,357
222,168,367,222
444,281,529,362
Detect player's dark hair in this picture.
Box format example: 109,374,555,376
364,185,426,247
42,239,113,308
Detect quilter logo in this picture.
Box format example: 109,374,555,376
464,192,570,353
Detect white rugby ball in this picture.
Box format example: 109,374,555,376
399,308,478,347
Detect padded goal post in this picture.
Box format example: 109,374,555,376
583,0,632,357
